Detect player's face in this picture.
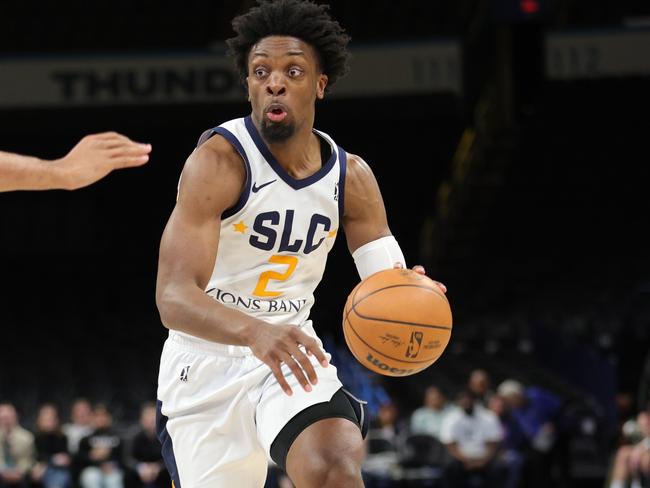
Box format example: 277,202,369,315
247,36,328,143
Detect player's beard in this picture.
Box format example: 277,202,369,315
261,119,295,143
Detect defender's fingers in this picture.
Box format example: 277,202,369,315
95,132,150,149
112,155,150,168
94,134,135,147
107,143,152,157
93,131,122,139
291,347,318,385
269,361,293,396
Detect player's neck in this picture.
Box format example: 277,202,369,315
266,125,323,179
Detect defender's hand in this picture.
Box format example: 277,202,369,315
54,132,151,190
394,262,447,293
248,323,329,396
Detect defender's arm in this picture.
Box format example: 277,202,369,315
0,132,150,192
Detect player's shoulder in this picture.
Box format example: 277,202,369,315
343,152,381,201
345,152,371,174
177,132,245,212
184,130,245,184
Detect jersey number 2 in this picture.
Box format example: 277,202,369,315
252,255,298,297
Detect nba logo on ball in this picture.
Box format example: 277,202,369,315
405,331,424,358
343,269,452,377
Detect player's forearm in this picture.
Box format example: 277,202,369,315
156,282,263,346
0,151,66,191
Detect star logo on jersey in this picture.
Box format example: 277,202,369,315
252,179,277,193
233,221,248,233
328,228,338,238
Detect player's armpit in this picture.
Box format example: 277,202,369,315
342,153,393,254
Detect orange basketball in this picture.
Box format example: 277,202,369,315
342,268,452,376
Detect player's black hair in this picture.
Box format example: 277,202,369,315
226,0,351,92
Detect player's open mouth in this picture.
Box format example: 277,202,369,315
266,104,288,123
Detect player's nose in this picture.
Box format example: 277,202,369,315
265,73,286,96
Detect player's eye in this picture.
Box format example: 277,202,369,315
253,67,268,78
288,67,303,78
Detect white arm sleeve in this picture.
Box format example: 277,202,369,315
351,235,406,280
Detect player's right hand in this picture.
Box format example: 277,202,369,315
55,132,151,190
247,323,329,396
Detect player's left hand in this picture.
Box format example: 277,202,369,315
394,262,447,293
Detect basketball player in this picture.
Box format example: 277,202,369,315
155,1,445,486
0,132,151,192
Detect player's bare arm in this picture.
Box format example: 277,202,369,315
341,153,392,253
0,132,151,192
156,136,327,396
342,153,447,291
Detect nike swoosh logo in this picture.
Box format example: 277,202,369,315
252,179,277,193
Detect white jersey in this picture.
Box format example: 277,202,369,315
177,116,346,346
158,117,351,488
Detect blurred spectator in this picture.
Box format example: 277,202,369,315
62,399,93,456
0,403,34,488
609,411,650,488
127,403,169,488
440,390,504,488
488,394,526,488
497,379,567,488
616,393,636,439
363,402,403,488
469,369,493,408
497,380,562,451
369,401,404,446
410,386,454,439
76,405,124,488
30,404,72,488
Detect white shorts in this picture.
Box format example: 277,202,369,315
156,324,343,488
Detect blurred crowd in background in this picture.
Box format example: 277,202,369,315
0,399,168,488
2,347,649,488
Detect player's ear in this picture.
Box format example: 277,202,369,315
316,74,328,99
245,77,251,101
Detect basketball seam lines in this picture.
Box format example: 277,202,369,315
350,293,452,331
352,305,452,330
344,284,451,330
354,282,449,306
345,315,438,365
343,283,362,323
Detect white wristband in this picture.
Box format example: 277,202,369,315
352,235,406,280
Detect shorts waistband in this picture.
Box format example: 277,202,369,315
167,331,253,357
166,321,315,357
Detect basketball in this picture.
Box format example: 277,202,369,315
342,268,452,376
